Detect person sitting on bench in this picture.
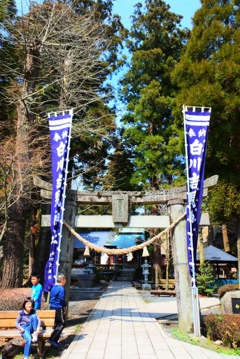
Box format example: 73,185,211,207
15,297,41,359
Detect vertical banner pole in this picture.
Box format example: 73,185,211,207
183,107,201,337
183,105,211,337
53,109,73,279
43,109,73,292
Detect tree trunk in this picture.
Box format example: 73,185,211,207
153,242,161,287
165,232,172,286
1,202,25,288
207,225,213,245
199,229,205,265
1,99,29,288
28,209,39,278
1,38,41,288
29,233,34,279
222,224,230,252
34,204,52,285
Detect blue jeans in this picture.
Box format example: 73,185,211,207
21,314,38,358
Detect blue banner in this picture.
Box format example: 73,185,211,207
43,111,73,292
184,109,210,287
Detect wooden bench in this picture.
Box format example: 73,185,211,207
150,289,176,297
0,310,55,358
158,279,175,290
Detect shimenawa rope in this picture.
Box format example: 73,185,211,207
63,212,185,256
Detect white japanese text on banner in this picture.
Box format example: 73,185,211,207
43,110,73,292
184,108,211,287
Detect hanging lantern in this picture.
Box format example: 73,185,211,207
142,246,150,257
83,246,90,257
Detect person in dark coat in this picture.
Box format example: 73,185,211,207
48,273,67,347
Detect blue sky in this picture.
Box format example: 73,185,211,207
16,0,201,29
113,0,201,29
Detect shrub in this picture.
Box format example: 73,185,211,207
0,288,31,310
204,313,240,348
196,261,216,296
217,284,239,299
94,269,115,283
94,270,104,283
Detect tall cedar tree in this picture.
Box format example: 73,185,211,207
118,0,189,192
102,131,136,191
0,1,124,287
115,0,188,282
172,0,240,248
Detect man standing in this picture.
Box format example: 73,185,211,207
48,273,67,347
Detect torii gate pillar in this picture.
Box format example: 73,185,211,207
168,199,193,333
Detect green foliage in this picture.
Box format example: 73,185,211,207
172,0,240,226
94,268,115,283
197,261,216,296
101,137,136,191
94,269,104,283
171,328,200,345
0,0,16,22
204,314,240,348
208,180,240,223
171,325,240,355
117,0,188,190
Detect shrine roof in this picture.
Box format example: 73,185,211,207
74,230,115,249
107,233,146,249
196,245,238,262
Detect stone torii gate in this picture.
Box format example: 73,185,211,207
35,174,218,333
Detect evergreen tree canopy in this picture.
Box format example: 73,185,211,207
118,0,189,191
172,0,240,223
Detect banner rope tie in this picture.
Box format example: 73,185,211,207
63,213,185,256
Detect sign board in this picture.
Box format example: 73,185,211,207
232,298,240,314
112,194,129,223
